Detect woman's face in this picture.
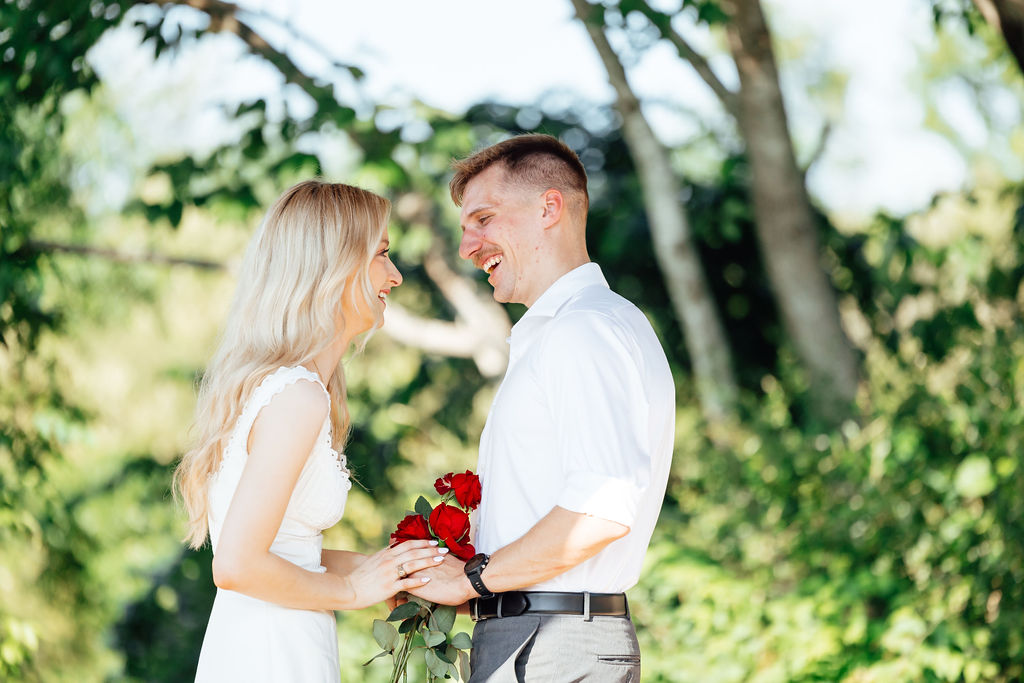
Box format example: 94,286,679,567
342,227,402,336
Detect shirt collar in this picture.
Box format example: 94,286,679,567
524,262,608,321
507,263,609,356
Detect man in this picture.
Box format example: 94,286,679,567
414,134,675,682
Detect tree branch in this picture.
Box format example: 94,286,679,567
802,120,832,176
628,0,741,118
24,240,226,270
571,0,739,423
393,192,511,376
148,0,338,102
380,303,479,358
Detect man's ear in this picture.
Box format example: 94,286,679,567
540,189,564,229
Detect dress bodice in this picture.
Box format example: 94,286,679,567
206,366,351,572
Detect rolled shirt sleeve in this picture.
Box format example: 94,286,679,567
537,309,652,528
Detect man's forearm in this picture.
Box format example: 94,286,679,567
408,506,629,606
480,506,628,593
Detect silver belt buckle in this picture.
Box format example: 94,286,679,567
583,591,592,622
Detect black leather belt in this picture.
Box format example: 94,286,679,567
469,591,629,621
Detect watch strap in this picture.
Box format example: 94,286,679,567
465,554,493,598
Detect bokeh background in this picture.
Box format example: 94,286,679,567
3,0,1024,681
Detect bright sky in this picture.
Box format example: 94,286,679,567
87,0,1021,221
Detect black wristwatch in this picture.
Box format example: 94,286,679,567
464,553,493,598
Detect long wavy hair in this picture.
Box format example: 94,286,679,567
174,180,390,549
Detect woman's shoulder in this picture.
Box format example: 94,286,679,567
251,366,329,414
246,367,330,447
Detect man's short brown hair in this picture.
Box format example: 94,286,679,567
449,134,589,217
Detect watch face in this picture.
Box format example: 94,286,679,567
465,553,487,572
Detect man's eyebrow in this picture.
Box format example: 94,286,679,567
459,203,494,231
463,204,495,221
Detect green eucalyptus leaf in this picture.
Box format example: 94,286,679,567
371,619,398,651
429,605,456,633
458,650,471,681
424,648,449,678
424,630,446,647
388,602,421,622
408,595,434,608
451,632,472,650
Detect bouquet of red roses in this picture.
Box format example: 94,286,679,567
366,470,482,682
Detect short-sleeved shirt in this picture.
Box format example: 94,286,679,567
474,263,675,593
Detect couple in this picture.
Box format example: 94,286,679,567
175,134,676,682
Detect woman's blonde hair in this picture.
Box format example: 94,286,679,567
173,180,390,548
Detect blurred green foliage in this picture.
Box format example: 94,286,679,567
2,3,1024,682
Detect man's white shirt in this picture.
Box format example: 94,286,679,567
474,262,675,593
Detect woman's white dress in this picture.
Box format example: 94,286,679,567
195,366,352,683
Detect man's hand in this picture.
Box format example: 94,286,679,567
385,592,409,613
406,556,474,606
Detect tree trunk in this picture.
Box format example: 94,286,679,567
975,0,1024,74
571,0,739,424
722,0,859,423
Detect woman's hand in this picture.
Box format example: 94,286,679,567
342,540,448,610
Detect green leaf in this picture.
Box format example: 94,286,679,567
388,602,421,622
398,618,417,634
458,650,471,681
371,619,398,651
424,630,446,647
362,650,391,667
415,495,433,519
451,632,472,650
429,605,456,633
424,648,449,678
408,595,433,608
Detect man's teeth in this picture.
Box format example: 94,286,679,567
482,255,503,273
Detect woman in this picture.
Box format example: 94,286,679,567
174,181,444,682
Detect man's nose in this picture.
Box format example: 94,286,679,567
459,229,481,261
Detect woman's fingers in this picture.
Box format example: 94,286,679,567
390,546,448,579
390,539,438,553
399,576,431,591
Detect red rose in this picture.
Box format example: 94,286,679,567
446,537,476,561
429,503,471,553
449,470,481,510
434,473,454,496
390,513,433,545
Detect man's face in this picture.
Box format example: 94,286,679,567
458,165,545,305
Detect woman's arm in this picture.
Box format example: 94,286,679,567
211,379,442,611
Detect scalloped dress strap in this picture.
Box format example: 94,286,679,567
230,366,330,449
